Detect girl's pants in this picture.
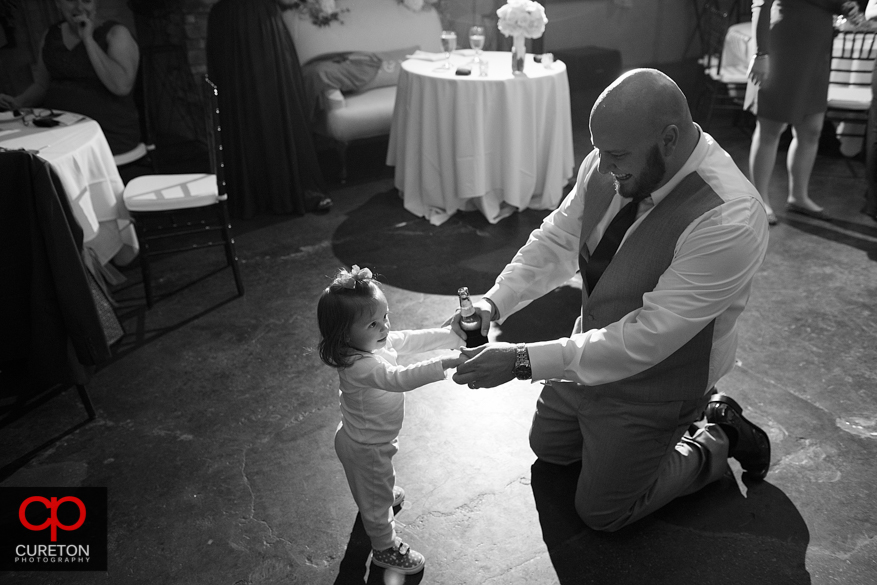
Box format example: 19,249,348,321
529,382,730,532
334,424,398,550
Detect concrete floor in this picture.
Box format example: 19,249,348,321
2,62,877,584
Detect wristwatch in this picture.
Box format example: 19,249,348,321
513,343,532,380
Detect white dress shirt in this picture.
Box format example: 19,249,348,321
484,129,769,390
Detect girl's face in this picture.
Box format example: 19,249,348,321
347,290,390,353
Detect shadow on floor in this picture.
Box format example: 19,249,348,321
334,505,424,585
331,187,550,295
780,214,877,261
531,459,811,585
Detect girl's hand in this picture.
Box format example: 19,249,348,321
441,352,467,371
748,54,769,86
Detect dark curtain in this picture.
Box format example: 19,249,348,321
206,0,328,220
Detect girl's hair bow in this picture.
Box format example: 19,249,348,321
337,265,373,289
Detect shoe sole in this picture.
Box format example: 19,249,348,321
710,394,771,480
371,557,425,574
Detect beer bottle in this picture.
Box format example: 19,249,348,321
457,287,489,348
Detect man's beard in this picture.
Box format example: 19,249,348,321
615,144,666,200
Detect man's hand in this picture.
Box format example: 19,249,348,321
451,342,517,389
443,298,495,342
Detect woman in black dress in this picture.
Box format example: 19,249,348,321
0,0,142,160
206,0,332,219
747,0,862,224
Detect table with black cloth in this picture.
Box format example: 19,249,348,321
0,151,115,389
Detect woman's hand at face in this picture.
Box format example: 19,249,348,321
72,12,95,41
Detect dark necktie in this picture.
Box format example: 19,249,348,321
583,197,644,294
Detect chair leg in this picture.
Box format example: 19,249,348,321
218,203,244,298
336,141,349,184
76,384,96,420
704,88,717,131
133,217,154,308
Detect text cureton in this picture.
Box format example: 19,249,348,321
15,544,90,557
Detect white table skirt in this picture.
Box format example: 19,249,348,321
0,115,138,265
387,50,575,226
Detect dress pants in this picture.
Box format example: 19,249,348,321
334,423,398,550
529,382,730,531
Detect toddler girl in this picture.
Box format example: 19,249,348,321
317,265,464,574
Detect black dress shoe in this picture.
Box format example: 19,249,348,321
704,393,771,480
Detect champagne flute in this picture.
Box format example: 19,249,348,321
469,26,485,63
440,30,457,70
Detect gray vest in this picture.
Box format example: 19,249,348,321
569,160,724,402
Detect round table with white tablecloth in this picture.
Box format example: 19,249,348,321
387,50,575,226
0,111,138,265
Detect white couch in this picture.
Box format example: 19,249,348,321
282,0,442,181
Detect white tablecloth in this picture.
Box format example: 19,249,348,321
387,50,575,226
0,115,138,265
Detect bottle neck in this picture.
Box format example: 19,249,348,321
459,297,475,317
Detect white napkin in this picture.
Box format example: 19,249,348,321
406,50,446,61
56,113,85,126
0,110,20,122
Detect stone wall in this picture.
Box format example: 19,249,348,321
128,0,218,144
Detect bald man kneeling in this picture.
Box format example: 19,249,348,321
449,69,772,531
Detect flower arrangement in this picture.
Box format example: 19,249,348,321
496,0,547,39
280,0,348,27
397,0,441,12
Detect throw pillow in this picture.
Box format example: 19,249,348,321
359,45,420,92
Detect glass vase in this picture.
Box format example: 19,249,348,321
511,34,526,74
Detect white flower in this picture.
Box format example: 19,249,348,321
318,0,336,14
496,0,547,39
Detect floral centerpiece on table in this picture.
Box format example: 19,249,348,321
398,0,441,12
496,0,547,72
497,0,547,40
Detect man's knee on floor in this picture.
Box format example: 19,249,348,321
574,498,632,533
